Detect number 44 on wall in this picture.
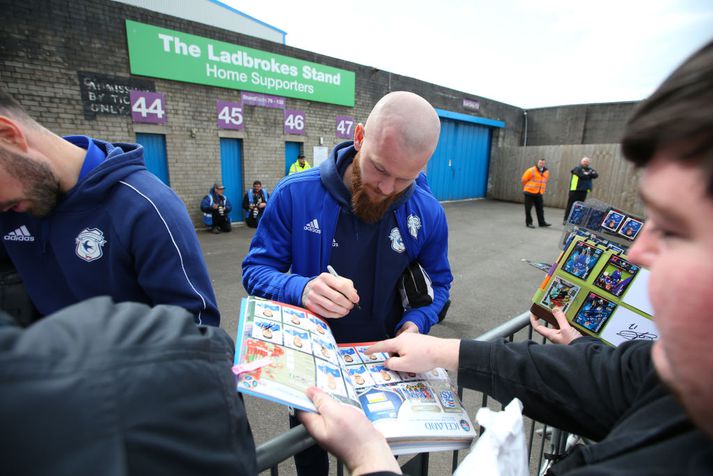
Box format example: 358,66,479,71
130,90,166,124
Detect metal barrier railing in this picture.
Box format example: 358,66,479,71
470,312,569,476
255,311,569,475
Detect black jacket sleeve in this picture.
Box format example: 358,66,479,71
584,167,599,180
457,337,654,440
571,165,598,180
0,297,257,476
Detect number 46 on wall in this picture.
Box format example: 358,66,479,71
284,109,306,135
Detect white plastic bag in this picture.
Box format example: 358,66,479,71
453,398,529,476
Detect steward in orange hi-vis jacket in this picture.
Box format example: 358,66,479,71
522,163,550,194
521,159,551,228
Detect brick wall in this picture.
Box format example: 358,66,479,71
0,0,639,224
0,0,527,225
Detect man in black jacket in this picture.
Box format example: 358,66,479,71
299,39,713,475
564,157,599,224
0,297,257,475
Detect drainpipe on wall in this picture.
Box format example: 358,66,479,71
580,106,589,144
522,110,528,146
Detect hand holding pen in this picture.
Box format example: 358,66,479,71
300,265,361,318
327,266,362,311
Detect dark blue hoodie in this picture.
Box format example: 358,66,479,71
0,136,219,325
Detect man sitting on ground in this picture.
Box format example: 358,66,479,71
242,180,269,228
201,182,232,234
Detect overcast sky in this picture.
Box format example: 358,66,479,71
223,0,713,109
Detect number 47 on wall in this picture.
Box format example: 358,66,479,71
336,116,355,139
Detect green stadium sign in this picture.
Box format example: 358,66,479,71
125,20,355,107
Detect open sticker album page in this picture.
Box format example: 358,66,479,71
234,297,476,454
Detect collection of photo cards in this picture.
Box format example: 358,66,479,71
561,227,628,257
600,208,644,240
566,201,644,242
235,297,466,414
531,235,657,346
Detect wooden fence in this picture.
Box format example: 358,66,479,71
489,144,644,216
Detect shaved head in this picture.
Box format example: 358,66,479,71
363,91,441,161
347,91,440,223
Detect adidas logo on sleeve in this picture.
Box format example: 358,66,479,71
3,225,35,242
303,219,321,234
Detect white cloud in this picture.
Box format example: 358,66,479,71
224,0,713,108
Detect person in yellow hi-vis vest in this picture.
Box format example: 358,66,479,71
288,154,312,175
564,157,599,224
521,159,551,228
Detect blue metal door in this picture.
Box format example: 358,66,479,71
220,138,244,222
427,119,491,200
135,133,169,186
427,110,504,201
285,142,301,176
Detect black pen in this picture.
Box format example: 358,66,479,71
326,265,362,310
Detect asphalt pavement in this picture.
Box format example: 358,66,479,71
198,198,564,475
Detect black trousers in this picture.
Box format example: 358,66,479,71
524,192,546,226
244,209,264,228
211,210,231,232
564,190,588,222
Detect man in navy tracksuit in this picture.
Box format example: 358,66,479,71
242,91,453,475
0,90,219,326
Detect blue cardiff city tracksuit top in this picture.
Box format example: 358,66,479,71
0,136,220,326
242,141,452,342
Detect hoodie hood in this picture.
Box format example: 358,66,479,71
59,137,146,212
319,141,416,213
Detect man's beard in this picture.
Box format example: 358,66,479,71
0,148,61,217
351,153,404,224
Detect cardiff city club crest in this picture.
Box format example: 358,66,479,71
388,227,405,253
407,214,421,238
75,228,107,262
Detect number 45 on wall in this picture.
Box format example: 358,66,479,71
216,100,244,130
